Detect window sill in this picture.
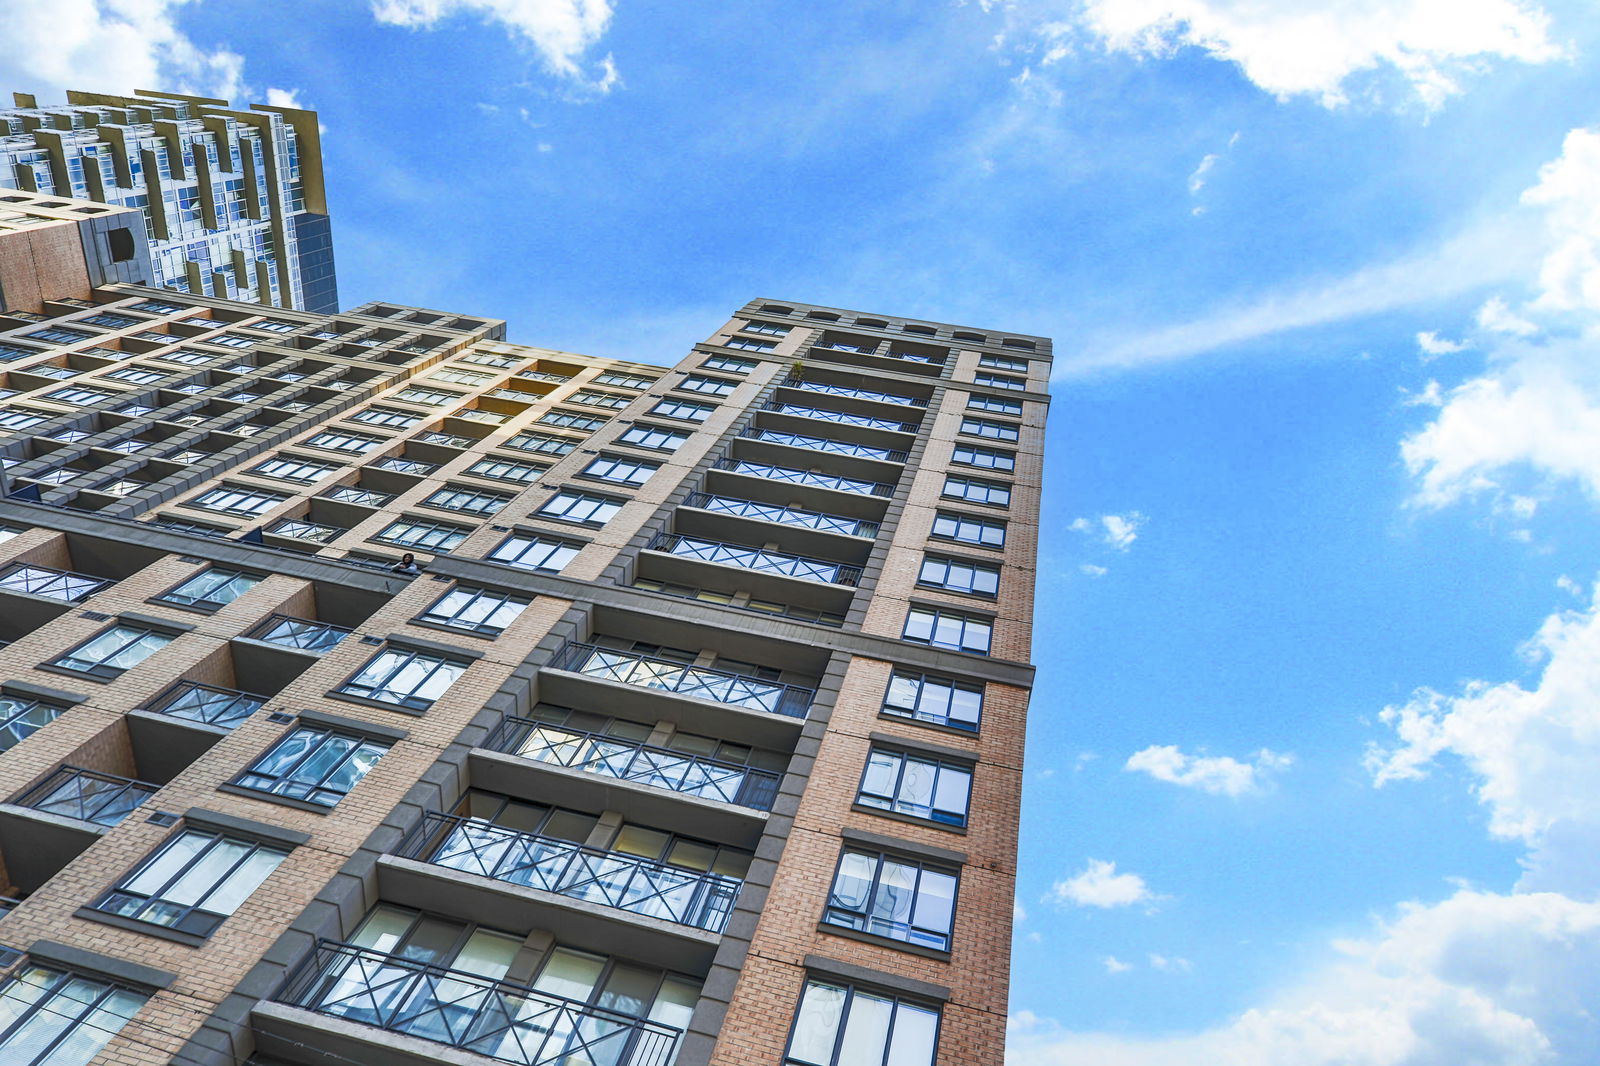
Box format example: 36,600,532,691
74,907,207,948
216,782,334,815
321,689,432,718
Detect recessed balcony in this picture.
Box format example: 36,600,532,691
779,375,927,408
677,491,877,560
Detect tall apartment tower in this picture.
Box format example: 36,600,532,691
0,89,337,313
0,280,1044,1066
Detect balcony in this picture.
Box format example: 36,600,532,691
322,485,395,508
739,427,906,463
764,400,919,433
141,680,264,728
18,766,157,827
0,562,110,603
266,518,345,545
546,641,811,719
646,532,859,587
483,716,781,813
245,613,351,652
396,811,742,933
710,457,892,499
128,681,266,781
781,376,925,407
264,941,682,1066
680,491,878,541
0,766,160,894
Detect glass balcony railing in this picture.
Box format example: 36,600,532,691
710,458,892,498
398,811,742,933
547,642,812,718
417,431,473,448
647,532,861,587
681,492,878,538
142,680,265,728
266,518,344,543
277,941,683,1066
243,613,350,652
484,716,783,812
764,401,918,433
17,766,158,827
740,427,905,462
0,563,110,602
321,485,395,508
780,377,925,407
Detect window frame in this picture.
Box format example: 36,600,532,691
650,398,714,422
0,964,150,1066
823,846,961,953
951,443,1016,472
155,567,262,612
416,585,531,636
536,489,625,527
857,747,973,828
916,554,1001,598
618,423,690,451
48,623,175,680
579,454,660,487
92,826,290,938
931,511,1006,549
335,646,468,711
234,723,391,807
902,606,993,655
487,533,583,573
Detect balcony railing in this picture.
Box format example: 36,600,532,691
484,716,782,812
0,563,110,602
681,492,878,538
417,431,473,448
710,458,892,498
547,641,812,718
764,401,918,433
266,518,344,543
16,766,157,827
398,811,742,933
518,370,570,383
321,485,395,508
647,532,861,587
781,377,925,407
0,894,20,915
740,427,905,462
142,680,265,728
277,940,682,1066
243,613,350,652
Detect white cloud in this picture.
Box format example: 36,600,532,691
1015,900,1029,923
1010,889,1600,1065
1073,512,1147,551
1125,745,1293,797
1187,152,1218,196
1476,295,1540,336
0,0,247,103
264,87,305,109
371,0,618,89
1070,0,1562,110
1104,955,1135,974
1080,563,1109,577
1148,953,1193,974
1416,330,1466,357
1523,127,1600,313
1048,859,1156,908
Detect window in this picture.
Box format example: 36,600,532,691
157,568,260,611
461,350,519,369
651,398,713,422
702,354,756,374
420,586,530,636
374,517,471,552
951,443,1015,472
430,368,493,386
979,353,1029,371
0,965,149,1066
136,299,188,313
859,749,972,827
884,672,981,730
210,334,255,348
960,416,1019,442
43,386,114,406
902,607,992,654
540,410,609,431
81,311,139,328
349,406,420,428
0,342,42,361
825,848,958,951
974,372,1026,391
338,647,467,710
487,533,582,572
942,475,1011,507
250,455,338,483
967,394,1023,415
538,489,623,526
236,724,389,806
931,511,1006,548
191,485,286,516
580,454,659,486
569,389,631,410
594,370,656,389
0,694,62,751
678,374,737,396
250,318,298,333
372,455,436,475
305,430,382,453
106,367,164,384
725,337,775,351
24,325,90,344
619,424,689,451
507,431,579,456
742,321,790,336
918,555,1001,597
466,456,547,484
0,410,46,430
393,386,462,407
423,485,513,516
50,624,173,678
94,828,287,936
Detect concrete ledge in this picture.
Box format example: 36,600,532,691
840,826,968,866
184,806,312,847
802,953,950,1003
27,939,177,990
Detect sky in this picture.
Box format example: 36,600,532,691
6,0,1600,1062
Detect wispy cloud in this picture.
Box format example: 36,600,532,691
371,0,619,91
1125,745,1294,796
1049,859,1157,908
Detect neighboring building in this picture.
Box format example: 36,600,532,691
0,281,1046,1066
0,89,337,312
0,188,154,314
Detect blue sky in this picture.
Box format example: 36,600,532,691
8,0,1600,1061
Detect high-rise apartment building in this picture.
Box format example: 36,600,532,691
0,277,1045,1066
0,90,337,313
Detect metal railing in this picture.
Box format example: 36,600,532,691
710,458,892,498
243,613,350,652
484,717,782,812
277,940,682,1066
266,519,344,543
0,894,20,915
780,377,926,407
417,431,474,448
321,485,395,508
681,492,878,538
141,680,265,728
398,811,743,932
547,641,812,718
647,532,861,587
0,563,110,602
17,766,157,827
764,401,918,433
740,427,905,462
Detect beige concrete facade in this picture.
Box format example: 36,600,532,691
0,286,1046,1066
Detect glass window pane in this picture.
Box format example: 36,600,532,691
839,991,893,1066
787,981,847,1065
